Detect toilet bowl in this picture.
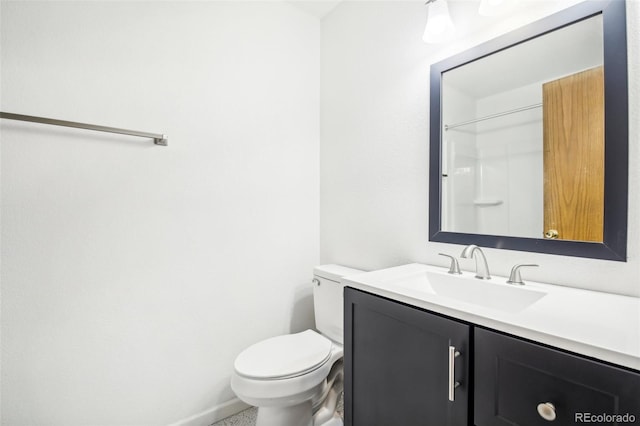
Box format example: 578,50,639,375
231,330,344,426
230,265,363,426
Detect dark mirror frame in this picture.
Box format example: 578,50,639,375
429,0,628,261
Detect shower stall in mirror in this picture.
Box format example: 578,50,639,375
440,15,604,242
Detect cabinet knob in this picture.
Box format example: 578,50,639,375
537,402,556,421
544,229,559,239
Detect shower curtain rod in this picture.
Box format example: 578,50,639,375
445,102,542,131
0,111,168,146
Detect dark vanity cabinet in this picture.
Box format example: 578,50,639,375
344,288,640,426
344,287,470,426
475,329,640,426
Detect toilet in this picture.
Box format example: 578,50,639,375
231,265,363,426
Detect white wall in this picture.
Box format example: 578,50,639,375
2,1,639,424
0,2,319,425
320,0,640,297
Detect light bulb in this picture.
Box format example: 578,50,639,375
423,0,455,44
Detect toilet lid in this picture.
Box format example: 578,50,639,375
234,330,333,379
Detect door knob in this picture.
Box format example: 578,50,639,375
544,229,559,239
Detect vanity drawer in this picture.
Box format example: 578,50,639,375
474,328,640,426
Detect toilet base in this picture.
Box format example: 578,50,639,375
312,362,343,426
232,340,344,426
256,402,313,426
254,363,344,426
255,402,343,426
320,416,343,426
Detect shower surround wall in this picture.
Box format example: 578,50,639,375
473,83,544,239
443,81,544,239
0,2,320,425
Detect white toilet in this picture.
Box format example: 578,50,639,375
231,265,363,426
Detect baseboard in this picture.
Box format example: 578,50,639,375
168,398,252,426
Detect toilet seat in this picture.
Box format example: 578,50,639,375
231,331,344,409
230,266,362,426
234,330,333,379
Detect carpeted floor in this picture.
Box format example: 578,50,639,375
211,393,344,426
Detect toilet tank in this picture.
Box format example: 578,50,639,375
313,264,364,344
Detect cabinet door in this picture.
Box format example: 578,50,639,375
475,328,640,426
344,287,470,426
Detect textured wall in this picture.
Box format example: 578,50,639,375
0,2,319,425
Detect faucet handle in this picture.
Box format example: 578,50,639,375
507,264,539,285
438,253,462,275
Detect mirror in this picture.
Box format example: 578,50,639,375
429,0,628,261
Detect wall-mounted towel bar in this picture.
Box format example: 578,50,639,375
445,103,542,131
0,111,168,146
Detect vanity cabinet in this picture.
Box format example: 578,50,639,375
344,287,470,426
344,287,640,426
475,328,640,426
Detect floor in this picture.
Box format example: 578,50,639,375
211,394,344,426
211,407,258,426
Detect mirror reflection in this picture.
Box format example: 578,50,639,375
441,15,604,242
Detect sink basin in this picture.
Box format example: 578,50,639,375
392,271,547,313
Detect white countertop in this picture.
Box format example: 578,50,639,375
342,263,640,371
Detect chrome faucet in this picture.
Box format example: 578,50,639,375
507,264,539,285
460,245,491,280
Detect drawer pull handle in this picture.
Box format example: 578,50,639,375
448,346,460,402
537,402,556,421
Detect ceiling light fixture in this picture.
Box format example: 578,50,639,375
423,0,455,44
